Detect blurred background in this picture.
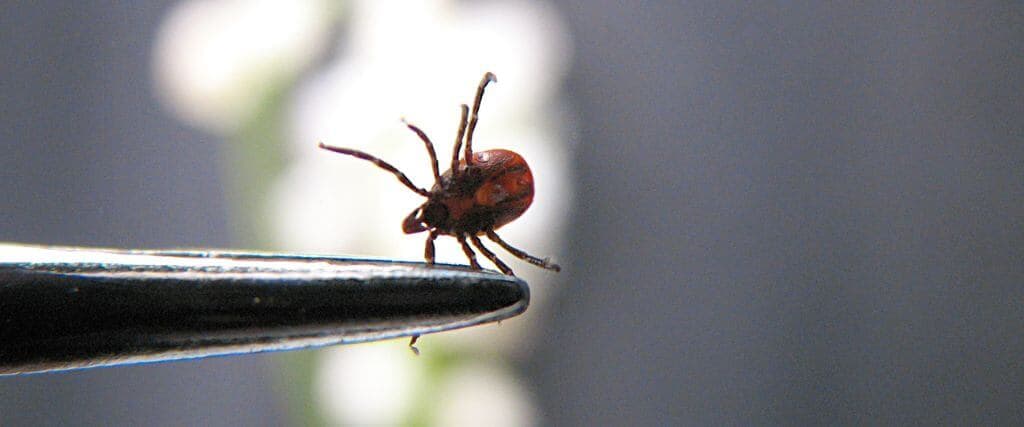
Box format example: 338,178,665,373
1,1,1022,425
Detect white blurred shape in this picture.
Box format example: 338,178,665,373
315,345,422,426
153,0,332,133
290,0,572,155
276,0,574,357
267,155,376,253
435,362,538,427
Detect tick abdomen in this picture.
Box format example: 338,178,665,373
431,149,534,235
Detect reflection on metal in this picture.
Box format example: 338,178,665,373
0,243,528,376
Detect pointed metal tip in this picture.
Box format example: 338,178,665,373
0,244,529,375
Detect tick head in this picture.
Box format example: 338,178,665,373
421,201,449,230
402,201,449,234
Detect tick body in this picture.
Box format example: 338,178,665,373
319,72,560,276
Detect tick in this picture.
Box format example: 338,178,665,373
318,72,561,276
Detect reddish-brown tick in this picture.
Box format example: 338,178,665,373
319,72,560,276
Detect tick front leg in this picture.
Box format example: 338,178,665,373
456,234,482,269
464,72,496,165
401,119,441,184
470,235,514,276
450,104,469,174
318,143,429,196
424,230,439,264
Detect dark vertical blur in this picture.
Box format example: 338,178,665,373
0,2,283,426
535,1,1023,425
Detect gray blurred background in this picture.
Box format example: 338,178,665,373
2,1,1022,426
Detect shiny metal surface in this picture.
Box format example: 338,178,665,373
0,243,528,375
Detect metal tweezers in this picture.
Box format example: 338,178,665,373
0,243,529,376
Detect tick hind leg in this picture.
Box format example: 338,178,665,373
456,234,482,269
486,230,561,272
470,235,514,276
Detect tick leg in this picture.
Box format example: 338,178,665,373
318,143,429,196
424,229,439,264
470,235,514,276
464,72,496,165
408,334,420,355
401,119,441,184
450,104,469,175
457,234,482,269
486,230,561,272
